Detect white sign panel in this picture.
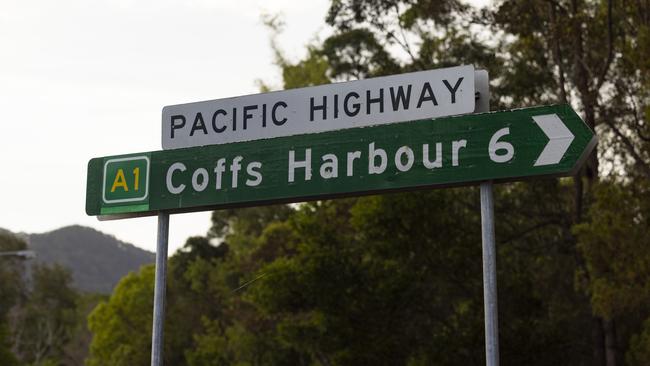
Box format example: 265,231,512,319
162,65,475,150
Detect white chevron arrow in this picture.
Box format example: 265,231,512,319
532,114,575,166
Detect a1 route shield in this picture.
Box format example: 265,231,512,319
86,104,596,218
102,156,150,204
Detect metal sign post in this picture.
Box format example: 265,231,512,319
150,211,169,366
481,183,499,366
474,70,499,366
481,182,499,366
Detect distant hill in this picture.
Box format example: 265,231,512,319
25,225,154,294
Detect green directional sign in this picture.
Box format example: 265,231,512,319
86,104,596,218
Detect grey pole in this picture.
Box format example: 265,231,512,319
480,182,499,366
151,211,169,366
474,70,499,366
0,250,35,258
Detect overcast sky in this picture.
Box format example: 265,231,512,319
0,0,331,254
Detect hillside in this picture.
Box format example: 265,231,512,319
26,225,154,294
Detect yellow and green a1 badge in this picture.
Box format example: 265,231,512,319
100,155,151,214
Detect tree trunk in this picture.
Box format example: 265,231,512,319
604,318,618,366
568,0,614,364
593,317,606,366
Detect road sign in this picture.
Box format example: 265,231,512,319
88,104,596,218
162,65,476,149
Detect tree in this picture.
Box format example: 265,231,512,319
12,263,79,365
165,236,229,366
86,265,154,366
86,234,234,366
0,231,25,366
491,1,649,364
186,206,303,365
574,180,650,365
0,231,84,366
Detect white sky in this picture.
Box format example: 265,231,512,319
0,0,331,254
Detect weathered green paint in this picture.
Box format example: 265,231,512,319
86,104,596,218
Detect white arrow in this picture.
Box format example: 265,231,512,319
532,114,575,166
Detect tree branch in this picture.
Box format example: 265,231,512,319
604,120,650,179
549,2,569,103
596,0,615,90
544,0,570,14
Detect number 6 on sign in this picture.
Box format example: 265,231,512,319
102,156,150,204
488,128,514,163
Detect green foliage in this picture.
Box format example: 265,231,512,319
12,263,79,364
63,293,106,366
241,195,487,365
0,232,28,316
574,180,650,363
0,230,86,365
0,232,27,365
88,190,598,364
0,323,19,366
281,48,331,89
87,265,155,366
575,181,650,319
320,28,400,79
628,317,650,366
